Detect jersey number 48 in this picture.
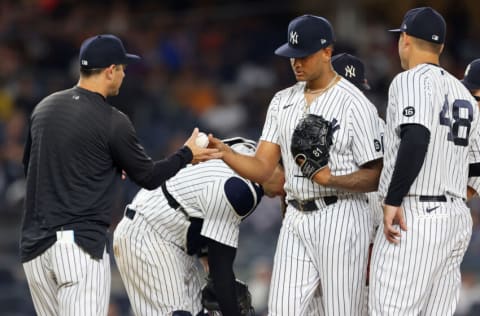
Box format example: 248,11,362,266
439,96,473,146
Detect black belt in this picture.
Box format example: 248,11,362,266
419,195,447,202
161,182,180,209
125,207,136,219
288,196,338,212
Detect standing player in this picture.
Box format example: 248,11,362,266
462,59,480,198
370,7,480,315
113,138,285,316
332,52,385,228
21,34,219,316
209,15,383,315
332,54,384,304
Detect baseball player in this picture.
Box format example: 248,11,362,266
331,54,384,312
21,34,219,316
113,137,286,316
462,59,480,199
209,15,383,315
332,53,372,91
332,52,385,229
370,7,480,315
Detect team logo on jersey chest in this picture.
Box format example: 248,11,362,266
403,106,415,117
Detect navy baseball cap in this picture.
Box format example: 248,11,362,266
462,59,480,91
332,53,371,91
275,15,335,58
79,34,141,69
389,7,446,44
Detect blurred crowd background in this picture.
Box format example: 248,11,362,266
0,0,479,315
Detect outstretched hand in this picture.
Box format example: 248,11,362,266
207,135,233,155
383,204,408,244
185,128,222,164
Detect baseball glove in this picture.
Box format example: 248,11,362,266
201,278,254,316
291,114,335,179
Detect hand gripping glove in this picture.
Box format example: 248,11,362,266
201,278,254,316
291,114,335,179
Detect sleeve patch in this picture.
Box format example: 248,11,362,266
402,106,415,117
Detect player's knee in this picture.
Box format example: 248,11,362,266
171,311,192,316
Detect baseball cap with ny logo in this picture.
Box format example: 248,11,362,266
275,15,335,58
332,53,371,91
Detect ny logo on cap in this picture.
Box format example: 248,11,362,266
432,34,439,41
290,31,299,45
344,65,356,78
81,60,88,66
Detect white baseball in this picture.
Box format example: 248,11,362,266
195,132,209,148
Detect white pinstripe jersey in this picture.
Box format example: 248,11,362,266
260,78,383,200
468,127,480,193
378,63,480,199
128,156,257,249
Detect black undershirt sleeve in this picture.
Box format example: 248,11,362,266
469,163,480,177
384,124,430,206
207,239,241,316
109,112,193,190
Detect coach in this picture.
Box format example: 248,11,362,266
20,34,219,316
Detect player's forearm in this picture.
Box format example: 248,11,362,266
222,150,274,183
328,160,382,192
467,185,478,200
209,136,275,183
467,176,480,200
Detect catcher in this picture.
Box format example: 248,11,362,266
113,137,285,316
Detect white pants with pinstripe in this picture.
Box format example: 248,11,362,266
369,197,472,315
113,212,202,316
268,198,372,316
23,240,110,316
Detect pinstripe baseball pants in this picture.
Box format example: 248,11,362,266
23,240,110,316
113,211,202,315
369,197,472,315
268,198,371,316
